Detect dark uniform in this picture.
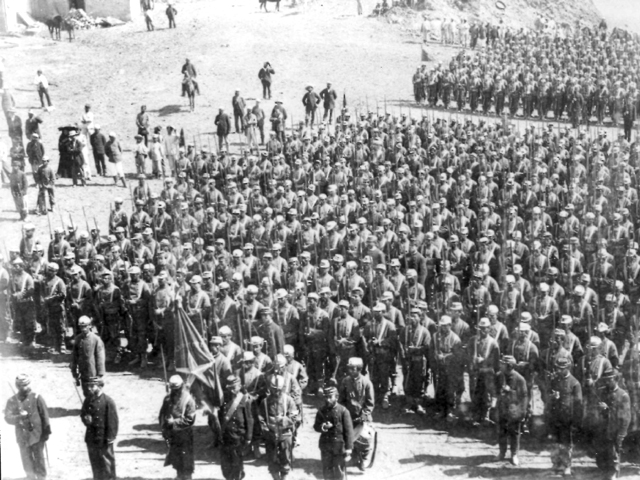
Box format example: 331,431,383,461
219,377,253,480
314,388,355,480
496,357,527,463
81,379,119,480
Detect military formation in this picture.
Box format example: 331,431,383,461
3,17,640,480
413,20,639,138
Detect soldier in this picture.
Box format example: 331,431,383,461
71,316,106,397
400,307,430,414
4,374,51,480
431,315,463,420
468,317,500,424
495,355,527,466
594,368,631,480
159,375,196,480
219,375,253,480
41,262,67,353
283,344,308,392
10,257,36,348
81,376,119,480
124,266,152,368
314,384,355,480
304,292,331,394
152,271,176,369
258,375,299,480
546,356,582,476
364,303,397,409
94,271,126,362
338,357,374,471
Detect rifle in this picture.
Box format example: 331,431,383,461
238,305,247,388
47,213,53,240
160,345,170,393
82,207,90,236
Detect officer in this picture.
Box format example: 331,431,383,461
338,357,374,471
159,375,196,480
314,385,355,480
4,374,51,480
219,375,253,480
71,316,106,397
495,355,527,466
81,376,119,480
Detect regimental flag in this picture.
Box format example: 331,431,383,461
174,306,223,409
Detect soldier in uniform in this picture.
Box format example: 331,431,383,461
10,257,36,348
338,357,374,471
495,355,527,466
364,303,397,409
258,375,299,480
594,368,631,480
304,292,331,394
314,384,355,480
95,271,126,362
219,375,253,480
81,376,119,480
468,317,500,424
159,375,196,480
4,374,51,480
71,316,106,397
546,356,582,476
400,307,430,414
42,262,67,352
152,271,176,370
124,266,152,368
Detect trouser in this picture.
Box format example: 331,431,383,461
37,187,55,213
265,436,293,478
371,352,394,401
595,440,621,478
257,121,265,144
155,313,175,362
87,442,116,480
234,113,245,134
145,15,154,31
137,128,149,146
46,309,66,350
498,418,521,455
19,440,47,480
130,313,149,354
168,17,176,28
262,81,272,99
94,153,106,176
38,87,52,107
320,447,346,480
323,107,334,123
15,302,36,344
624,117,633,141
308,347,327,389
220,442,245,480
549,422,573,470
12,192,28,219
135,155,146,175
72,162,86,186
470,371,495,421
218,134,229,151
352,422,372,467
305,109,317,127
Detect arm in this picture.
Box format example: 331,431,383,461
343,408,355,450
95,337,106,376
37,395,51,440
106,396,119,443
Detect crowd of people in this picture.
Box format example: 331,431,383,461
414,18,639,137
3,15,640,480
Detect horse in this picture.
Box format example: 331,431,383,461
46,15,62,40
183,75,196,112
63,19,76,41
259,0,281,13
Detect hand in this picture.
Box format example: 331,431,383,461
345,449,352,461
166,417,175,427
598,402,608,410
19,410,29,418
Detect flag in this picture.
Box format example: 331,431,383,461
174,306,223,408
343,91,347,109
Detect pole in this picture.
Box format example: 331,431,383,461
72,380,84,405
160,345,169,393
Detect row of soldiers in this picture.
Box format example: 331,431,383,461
413,19,639,136
2,101,640,478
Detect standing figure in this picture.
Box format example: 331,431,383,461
314,385,354,480
219,375,253,480
258,62,275,100
71,316,106,397
81,377,119,480
4,374,51,480
34,69,53,109
166,1,177,28
495,355,527,466
159,375,197,480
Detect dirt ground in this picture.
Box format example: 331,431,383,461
1,1,640,479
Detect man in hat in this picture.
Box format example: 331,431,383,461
4,373,51,480
36,156,55,215
302,85,321,127
401,307,431,414
124,266,152,368
159,374,196,480
42,262,67,353
10,257,36,347
314,384,354,480
432,315,464,420
258,375,299,480
495,355,527,466
258,62,275,100
10,160,29,220
215,107,232,151
105,132,127,188
26,132,44,179
594,367,631,480
338,357,374,471
364,303,397,409
546,356,582,476
319,82,337,124
305,292,331,394
232,89,246,134
219,374,253,480
90,124,107,177
259,307,286,360
81,376,119,480
71,316,106,396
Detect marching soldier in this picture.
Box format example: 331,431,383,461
364,303,397,409
71,316,106,397
495,356,527,466
400,307,430,414
219,375,253,480
468,317,500,424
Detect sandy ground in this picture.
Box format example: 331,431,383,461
1,1,640,479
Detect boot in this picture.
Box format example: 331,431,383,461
121,177,127,188
113,176,118,185
252,441,262,459
140,353,148,368
511,454,519,466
